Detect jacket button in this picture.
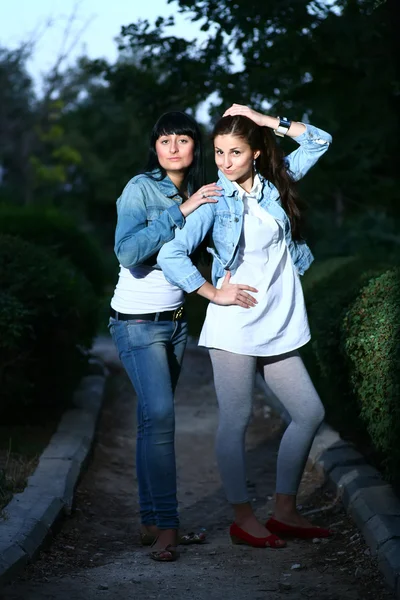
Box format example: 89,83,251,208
235,217,239,222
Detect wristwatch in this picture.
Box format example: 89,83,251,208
274,117,292,137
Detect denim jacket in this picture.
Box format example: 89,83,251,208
157,123,332,293
114,171,186,269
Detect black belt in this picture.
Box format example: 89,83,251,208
110,306,185,322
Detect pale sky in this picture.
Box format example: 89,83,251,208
0,0,205,81
0,0,228,122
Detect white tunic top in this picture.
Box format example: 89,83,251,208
111,265,184,314
198,175,310,356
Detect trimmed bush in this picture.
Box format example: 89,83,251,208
0,206,107,293
0,234,99,421
301,255,358,293
0,292,34,404
341,268,400,481
301,256,388,438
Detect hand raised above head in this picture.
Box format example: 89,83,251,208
222,104,267,127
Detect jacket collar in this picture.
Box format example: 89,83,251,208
147,169,181,198
217,170,237,197
233,174,263,200
217,169,266,200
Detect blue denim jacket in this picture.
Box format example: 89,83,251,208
114,171,185,269
157,123,332,293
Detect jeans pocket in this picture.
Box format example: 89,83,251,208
108,316,117,332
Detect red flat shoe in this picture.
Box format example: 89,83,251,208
266,517,333,539
230,522,286,548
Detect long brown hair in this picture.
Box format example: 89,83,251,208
212,115,304,240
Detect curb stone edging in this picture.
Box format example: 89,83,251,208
309,423,400,598
0,363,108,587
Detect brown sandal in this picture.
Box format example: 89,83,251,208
179,531,207,545
149,544,180,562
141,530,207,546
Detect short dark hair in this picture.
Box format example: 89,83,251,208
144,111,205,194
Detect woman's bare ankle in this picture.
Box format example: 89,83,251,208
141,524,159,535
232,501,254,524
153,528,178,549
274,493,298,521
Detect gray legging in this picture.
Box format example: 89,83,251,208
209,348,325,503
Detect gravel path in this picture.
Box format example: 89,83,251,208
2,340,393,600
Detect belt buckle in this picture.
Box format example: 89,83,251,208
173,306,184,321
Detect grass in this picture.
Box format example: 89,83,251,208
0,423,58,512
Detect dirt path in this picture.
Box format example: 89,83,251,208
1,340,392,600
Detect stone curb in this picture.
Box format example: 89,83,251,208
0,362,108,588
309,423,400,598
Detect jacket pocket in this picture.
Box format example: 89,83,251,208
213,211,233,243
146,206,164,222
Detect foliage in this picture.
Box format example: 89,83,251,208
0,46,36,205
29,100,82,202
0,205,107,293
0,47,84,207
57,53,215,229
0,235,99,421
0,2,399,446
301,255,388,437
165,0,399,214
341,268,400,481
120,0,399,246
307,209,400,262
301,256,400,481
1,2,399,252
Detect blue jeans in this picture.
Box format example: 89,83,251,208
109,316,188,529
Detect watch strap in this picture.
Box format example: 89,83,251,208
274,117,292,137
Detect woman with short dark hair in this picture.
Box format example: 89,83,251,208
109,111,255,562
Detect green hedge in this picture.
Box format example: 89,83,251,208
302,256,400,482
0,234,99,421
342,268,400,480
301,256,388,437
0,206,107,293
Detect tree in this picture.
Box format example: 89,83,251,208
0,46,36,204
58,41,217,229
116,0,399,253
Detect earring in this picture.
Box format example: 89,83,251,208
253,158,257,171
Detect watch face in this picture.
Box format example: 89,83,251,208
280,118,291,128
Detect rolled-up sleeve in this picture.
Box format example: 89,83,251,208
284,123,332,181
158,203,216,293
114,181,185,269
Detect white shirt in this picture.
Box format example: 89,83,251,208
199,175,310,356
111,265,184,314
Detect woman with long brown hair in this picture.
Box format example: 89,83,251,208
158,104,333,549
